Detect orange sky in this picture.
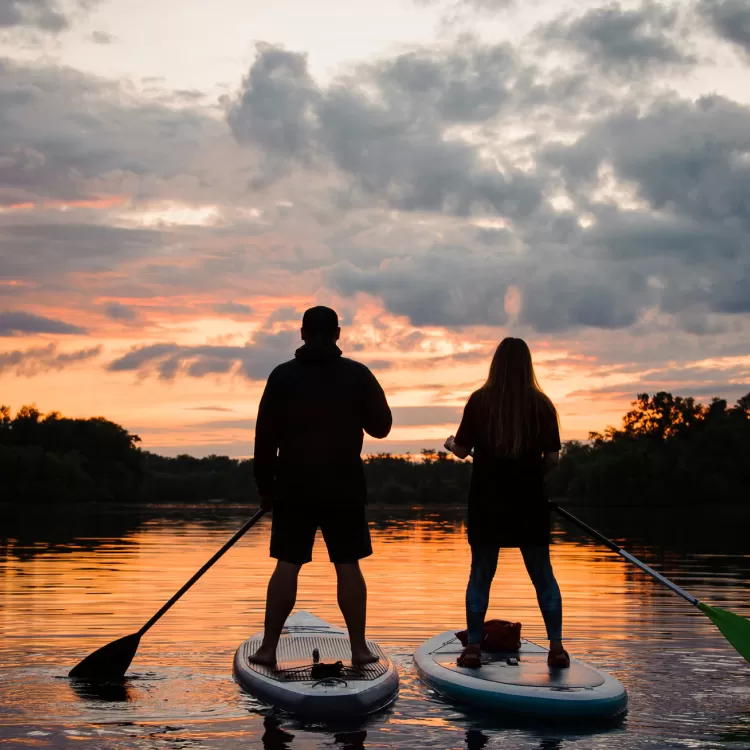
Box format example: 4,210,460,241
2,0,750,457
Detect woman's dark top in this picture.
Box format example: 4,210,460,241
455,389,561,548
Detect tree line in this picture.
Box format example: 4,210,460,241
1,392,749,506
547,392,750,506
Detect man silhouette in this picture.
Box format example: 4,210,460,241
250,306,392,666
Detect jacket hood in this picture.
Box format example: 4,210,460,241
294,343,343,363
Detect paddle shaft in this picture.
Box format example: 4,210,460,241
138,508,266,636
549,502,699,607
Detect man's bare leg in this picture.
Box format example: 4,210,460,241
335,562,378,666
249,560,301,666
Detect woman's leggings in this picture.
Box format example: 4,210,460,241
465,545,563,645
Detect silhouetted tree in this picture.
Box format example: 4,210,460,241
555,392,750,506
0,404,143,503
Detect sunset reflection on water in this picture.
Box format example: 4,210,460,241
1,506,749,749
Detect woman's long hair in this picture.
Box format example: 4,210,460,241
481,337,558,457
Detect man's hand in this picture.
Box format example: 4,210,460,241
260,494,274,512
444,435,456,453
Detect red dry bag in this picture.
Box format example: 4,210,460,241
456,619,522,652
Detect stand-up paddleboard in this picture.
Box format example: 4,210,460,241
234,611,399,717
415,632,627,720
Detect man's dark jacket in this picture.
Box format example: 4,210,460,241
253,343,392,505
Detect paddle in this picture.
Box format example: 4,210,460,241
549,502,750,663
69,508,266,679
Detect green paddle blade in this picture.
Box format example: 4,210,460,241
698,602,750,663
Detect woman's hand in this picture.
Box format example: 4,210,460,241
445,435,472,459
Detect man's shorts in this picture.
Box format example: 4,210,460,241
270,501,373,565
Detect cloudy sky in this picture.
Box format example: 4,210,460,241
1,0,749,457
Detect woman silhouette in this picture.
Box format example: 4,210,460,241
445,337,569,669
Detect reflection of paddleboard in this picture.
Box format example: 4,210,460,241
415,632,627,720
233,611,399,717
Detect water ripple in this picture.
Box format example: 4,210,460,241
1,506,749,749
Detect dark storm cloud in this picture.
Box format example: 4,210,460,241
329,215,660,330
0,310,86,335
0,0,100,33
584,211,742,264
540,2,694,74
0,223,162,280
0,57,222,205
545,96,750,228
107,330,298,381
711,266,750,314
372,43,518,123
538,94,750,322
0,342,101,374
0,0,67,31
698,0,750,57
519,268,650,332
329,252,512,328
220,34,749,335
229,43,545,220
227,45,319,163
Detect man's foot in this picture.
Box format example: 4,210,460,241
351,645,379,667
248,646,277,668
547,642,570,669
457,644,482,668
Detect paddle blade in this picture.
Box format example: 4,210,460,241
68,633,141,679
699,603,750,663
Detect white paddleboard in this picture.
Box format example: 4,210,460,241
233,611,399,717
415,632,627,720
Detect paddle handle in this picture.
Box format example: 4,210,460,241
138,509,266,636
549,502,700,607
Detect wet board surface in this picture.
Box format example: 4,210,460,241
433,651,605,688
237,637,390,682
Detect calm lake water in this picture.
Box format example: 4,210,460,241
1,504,749,749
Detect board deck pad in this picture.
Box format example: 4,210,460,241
433,652,605,689
429,638,605,689
238,637,389,682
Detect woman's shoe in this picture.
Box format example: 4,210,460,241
547,648,570,669
457,644,482,668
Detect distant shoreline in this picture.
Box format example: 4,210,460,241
3,390,749,507
3,498,748,512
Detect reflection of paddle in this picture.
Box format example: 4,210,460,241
550,502,750,663
69,509,266,679
69,676,133,703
